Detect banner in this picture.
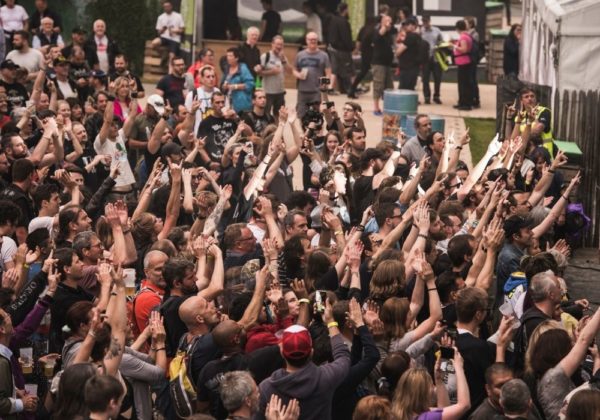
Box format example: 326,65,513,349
180,0,195,55
347,0,366,39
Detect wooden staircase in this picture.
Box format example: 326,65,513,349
143,41,169,83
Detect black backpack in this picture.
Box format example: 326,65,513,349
511,310,549,373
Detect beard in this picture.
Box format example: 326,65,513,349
429,229,447,241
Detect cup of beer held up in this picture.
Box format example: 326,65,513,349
123,268,137,297
19,348,33,374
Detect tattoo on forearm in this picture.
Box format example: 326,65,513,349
203,197,226,235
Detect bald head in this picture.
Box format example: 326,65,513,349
179,295,209,327
93,19,106,37
212,319,244,350
144,250,168,269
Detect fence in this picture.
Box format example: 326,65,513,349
553,89,600,247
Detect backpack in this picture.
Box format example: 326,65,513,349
126,287,162,338
169,333,200,419
511,309,548,374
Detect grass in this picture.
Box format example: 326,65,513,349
464,118,498,163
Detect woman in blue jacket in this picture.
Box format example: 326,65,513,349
221,47,254,113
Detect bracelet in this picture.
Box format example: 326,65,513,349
111,292,118,296
562,195,569,200
548,169,555,174
427,287,437,292
418,233,428,240
356,224,365,232
23,263,29,269
122,229,131,234
412,223,418,229
153,347,166,352
456,146,463,150
88,331,97,338
327,321,339,329
334,230,343,236
298,298,310,305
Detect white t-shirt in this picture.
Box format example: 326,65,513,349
0,236,17,272
5,49,45,73
94,128,136,187
95,36,109,73
28,216,54,235
57,79,77,99
156,12,184,43
184,86,219,136
0,5,28,32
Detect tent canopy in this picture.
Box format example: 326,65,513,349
521,0,600,92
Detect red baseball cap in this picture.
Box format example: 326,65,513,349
281,325,312,360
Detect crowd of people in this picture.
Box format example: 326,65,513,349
0,0,595,420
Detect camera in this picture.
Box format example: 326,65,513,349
325,101,335,109
319,77,330,85
302,108,324,131
130,92,139,99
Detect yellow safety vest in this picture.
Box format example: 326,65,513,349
517,105,554,157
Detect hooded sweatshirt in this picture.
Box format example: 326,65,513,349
254,334,350,420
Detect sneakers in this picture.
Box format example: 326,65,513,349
373,110,383,116
434,98,442,104
424,98,431,105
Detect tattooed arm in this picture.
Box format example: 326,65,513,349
202,185,232,237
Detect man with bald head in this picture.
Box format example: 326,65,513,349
84,19,120,73
177,294,223,385
132,250,169,335
196,319,283,418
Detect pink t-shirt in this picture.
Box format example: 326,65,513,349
454,33,473,66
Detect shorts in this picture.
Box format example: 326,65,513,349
371,64,394,100
159,37,181,54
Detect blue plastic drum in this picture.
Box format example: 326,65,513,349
382,90,418,142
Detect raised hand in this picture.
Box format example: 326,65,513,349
346,298,364,328
290,279,308,300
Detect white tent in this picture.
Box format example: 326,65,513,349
520,0,600,92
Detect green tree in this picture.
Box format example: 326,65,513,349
86,0,160,74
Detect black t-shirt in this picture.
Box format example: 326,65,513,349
261,11,281,42
197,115,237,161
156,74,186,108
242,110,274,135
0,184,35,227
161,294,191,357
49,283,94,352
1,80,28,111
371,27,396,66
399,32,421,70
352,175,375,223
197,346,283,419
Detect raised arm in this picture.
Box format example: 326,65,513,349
560,305,600,377
529,150,568,207
237,265,268,329
157,160,182,240
202,184,232,237
98,101,114,145
372,150,401,189
122,99,139,139
198,244,224,300
254,196,284,249
532,171,580,239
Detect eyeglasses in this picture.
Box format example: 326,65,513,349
89,242,104,249
343,107,354,112
237,236,255,242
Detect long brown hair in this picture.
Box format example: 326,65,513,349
369,260,405,303
391,368,433,420
566,389,600,420
380,297,410,342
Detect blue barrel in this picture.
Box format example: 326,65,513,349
382,89,418,142
403,114,446,138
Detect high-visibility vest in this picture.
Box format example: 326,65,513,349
517,105,554,157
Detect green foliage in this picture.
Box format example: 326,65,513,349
86,0,160,74
464,118,497,163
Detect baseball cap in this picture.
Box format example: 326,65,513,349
90,70,107,79
161,142,183,158
503,215,532,239
147,94,165,116
0,59,18,70
281,325,312,360
53,55,69,66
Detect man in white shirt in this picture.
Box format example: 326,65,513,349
84,19,120,73
5,31,45,81
184,65,219,136
151,1,184,67
0,0,28,50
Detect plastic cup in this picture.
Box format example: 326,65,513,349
24,383,37,396
44,360,56,377
19,348,32,374
123,268,136,296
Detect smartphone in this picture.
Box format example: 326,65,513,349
245,141,254,156
326,101,335,109
130,91,139,99
315,290,326,313
440,347,455,359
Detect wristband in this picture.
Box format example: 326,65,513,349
23,263,29,269
562,195,569,200
327,322,339,329
152,347,166,352
298,298,310,305
357,224,365,232
418,233,428,240
334,230,343,236
456,146,463,150
548,169,555,174
427,287,437,292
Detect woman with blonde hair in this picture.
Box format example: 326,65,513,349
353,395,392,420
524,319,564,374
392,349,470,420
